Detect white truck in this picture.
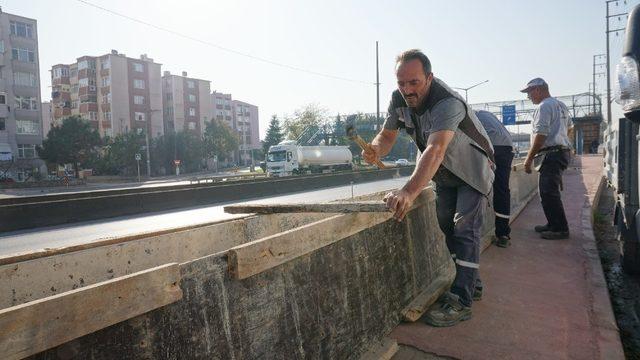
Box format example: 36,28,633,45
607,3,640,274
266,141,353,177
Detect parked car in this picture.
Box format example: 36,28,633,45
395,158,410,166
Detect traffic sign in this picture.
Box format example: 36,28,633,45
174,159,181,166
135,153,141,161
502,105,516,125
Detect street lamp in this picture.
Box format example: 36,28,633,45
453,80,489,103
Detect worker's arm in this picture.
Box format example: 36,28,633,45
384,130,455,221
362,128,398,164
524,133,547,174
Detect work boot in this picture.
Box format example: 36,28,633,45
540,230,570,240
534,224,550,233
473,283,483,301
423,292,472,327
496,235,511,248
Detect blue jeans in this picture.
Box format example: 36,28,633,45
434,181,487,307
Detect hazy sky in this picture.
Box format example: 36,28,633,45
5,0,635,138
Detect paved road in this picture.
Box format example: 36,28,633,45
0,176,408,258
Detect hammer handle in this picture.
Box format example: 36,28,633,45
353,136,386,169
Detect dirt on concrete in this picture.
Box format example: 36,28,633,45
594,186,640,359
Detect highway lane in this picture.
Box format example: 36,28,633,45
0,176,409,258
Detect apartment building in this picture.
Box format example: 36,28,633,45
0,11,44,179
51,50,163,139
233,100,260,164
41,101,51,138
162,71,213,136
210,92,259,164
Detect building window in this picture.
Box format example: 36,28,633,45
188,122,196,130
0,118,5,131
135,112,146,122
13,72,37,87
78,78,89,87
101,77,110,87
16,120,39,135
133,79,145,89
134,95,145,105
17,144,36,158
104,111,112,121
10,21,34,38
133,63,144,72
187,80,195,89
71,100,79,109
78,60,88,70
0,40,4,53
11,48,35,63
70,68,78,78
188,94,196,103
0,94,6,105
101,59,110,70
15,96,38,110
53,67,69,79
189,108,196,116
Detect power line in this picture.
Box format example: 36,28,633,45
76,0,373,85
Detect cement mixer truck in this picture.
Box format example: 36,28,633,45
266,141,353,177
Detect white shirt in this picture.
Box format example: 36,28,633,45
532,97,572,148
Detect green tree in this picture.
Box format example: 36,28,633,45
203,119,239,162
37,116,101,177
283,103,328,141
262,115,284,154
153,131,206,174
99,132,145,176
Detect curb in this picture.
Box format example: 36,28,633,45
583,175,625,359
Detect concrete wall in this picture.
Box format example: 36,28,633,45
1,165,539,359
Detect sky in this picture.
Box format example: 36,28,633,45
4,0,636,138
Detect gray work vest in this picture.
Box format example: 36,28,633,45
391,79,495,195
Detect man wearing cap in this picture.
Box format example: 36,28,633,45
475,110,514,248
520,78,573,240
362,49,495,327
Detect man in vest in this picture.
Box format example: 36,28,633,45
520,78,573,240
363,49,495,327
475,110,515,248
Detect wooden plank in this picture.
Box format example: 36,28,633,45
401,264,455,322
0,263,182,360
227,192,430,280
224,201,390,214
359,338,399,360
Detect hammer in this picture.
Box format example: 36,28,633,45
346,124,386,169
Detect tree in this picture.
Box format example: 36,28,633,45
97,132,145,176
262,115,284,154
283,103,328,141
203,119,239,163
37,116,101,177
153,131,206,174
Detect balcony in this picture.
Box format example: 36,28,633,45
0,105,8,118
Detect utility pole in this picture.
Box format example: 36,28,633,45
605,0,627,126
376,41,380,130
593,54,606,115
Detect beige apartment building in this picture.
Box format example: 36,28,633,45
162,71,213,136
51,50,163,139
0,10,44,180
41,101,51,138
210,92,259,164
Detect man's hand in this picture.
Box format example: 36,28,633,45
384,189,418,221
361,144,381,165
524,157,533,174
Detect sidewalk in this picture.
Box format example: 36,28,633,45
391,155,624,359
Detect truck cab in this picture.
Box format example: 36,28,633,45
612,3,640,273
267,143,297,177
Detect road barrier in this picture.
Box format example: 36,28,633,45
0,168,413,232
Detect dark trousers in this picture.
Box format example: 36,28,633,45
434,182,486,307
493,146,514,237
539,150,571,232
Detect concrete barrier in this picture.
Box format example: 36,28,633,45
0,165,538,359
0,167,413,232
